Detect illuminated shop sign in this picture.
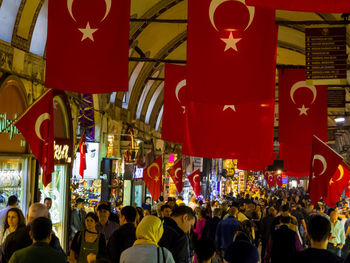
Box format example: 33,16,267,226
0,113,21,140
54,139,72,164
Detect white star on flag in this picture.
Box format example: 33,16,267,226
298,104,309,116
223,105,236,112
221,32,241,52
78,22,98,42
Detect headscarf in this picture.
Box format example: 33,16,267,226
133,215,164,247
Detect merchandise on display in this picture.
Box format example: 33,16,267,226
71,179,101,208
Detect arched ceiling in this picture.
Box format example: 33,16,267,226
0,0,349,132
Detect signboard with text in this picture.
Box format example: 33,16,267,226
305,27,347,85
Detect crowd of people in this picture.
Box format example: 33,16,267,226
2,188,350,262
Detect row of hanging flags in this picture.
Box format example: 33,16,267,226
8,0,350,200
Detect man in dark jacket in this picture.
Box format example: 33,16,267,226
215,207,240,250
261,206,277,259
2,203,65,263
159,206,196,263
8,217,66,263
202,208,221,242
107,206,137,263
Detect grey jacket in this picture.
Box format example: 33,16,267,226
120,245,175,263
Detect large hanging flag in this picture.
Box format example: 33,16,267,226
346,181,350,198
309,136,343,205
15,89,54,186
167,159,183,193
276,173,283,188
246,0,350,13
324,164,350,208
162,64,186,144
265,171,276,188
79,132,87,178
46,0,130,93
182,99,275,169
186,0,277,105
143,156,163,200
279,69,328,176
188,169,201,197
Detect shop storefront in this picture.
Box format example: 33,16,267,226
37,91,73,251
0,76,30,215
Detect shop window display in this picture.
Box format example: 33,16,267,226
39,165,67,245
0,158,25,210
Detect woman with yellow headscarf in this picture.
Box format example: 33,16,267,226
120,215,175,263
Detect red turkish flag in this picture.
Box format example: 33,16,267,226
15,89,54,186
309,136,343,205
167,159,183,193
266,172,276,188
79,132,87,178
346,181,350,198
182,99,275,170
46,0,130,93
279,69,328,176
188,169,201,197
162,64,186,144
246,0,350,13
186,0,277,105
143,156,163,200
324,163,350,208
276,173,283,188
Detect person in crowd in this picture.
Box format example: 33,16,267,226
8,217,66,263
202,208,221,242
107,206,137,263
44,197,52,211
2,203,64,263
159,206,196,263
120,215,175,263
236,202,249,222
343,210,350,259
0,196,18,228
95,203,119,242
223,231,259,263
160,204,172,219
0,208,25,244
189,196,199,211
71,198,86,239
261,206,277,260
294,215,343,263
327,208,345,257
194,238,216,263
135,207,144,226
291,202,307,237
194,208,207,240
144,209,151,216
70,212,107,263
215,207,240,251
167,197,177,210
142,197,152,211
264,216,303,263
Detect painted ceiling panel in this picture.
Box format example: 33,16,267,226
157,0,187,19
0,0,21,42
165,40,186,60
278,26,305,50
277,47,305,65
131,0,159,17
17,0,41,39
29,0,47,56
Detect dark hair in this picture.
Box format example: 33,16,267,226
136,207,144,222
31,217,52,241
145,197,151,201
281,204,290,212
7,196,18,206
308,215,331,242
328,208,336,216
161,204,171,212
3,208,26,230
85,212,99,223
172,206,196,220
280,216,292,224
194,238,215,262
44,197,52,202
76,198,84,204
97,203,111,212
121,206,137,223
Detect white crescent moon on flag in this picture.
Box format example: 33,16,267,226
147,163,160,179
67,0,76,22
175,79,186,103
193,174,200,183
209,0,255,32
290,81,317,105
101,0,112,22
35,113,50,141
175,168,181,179
312,154,327,176
336,165,344,182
